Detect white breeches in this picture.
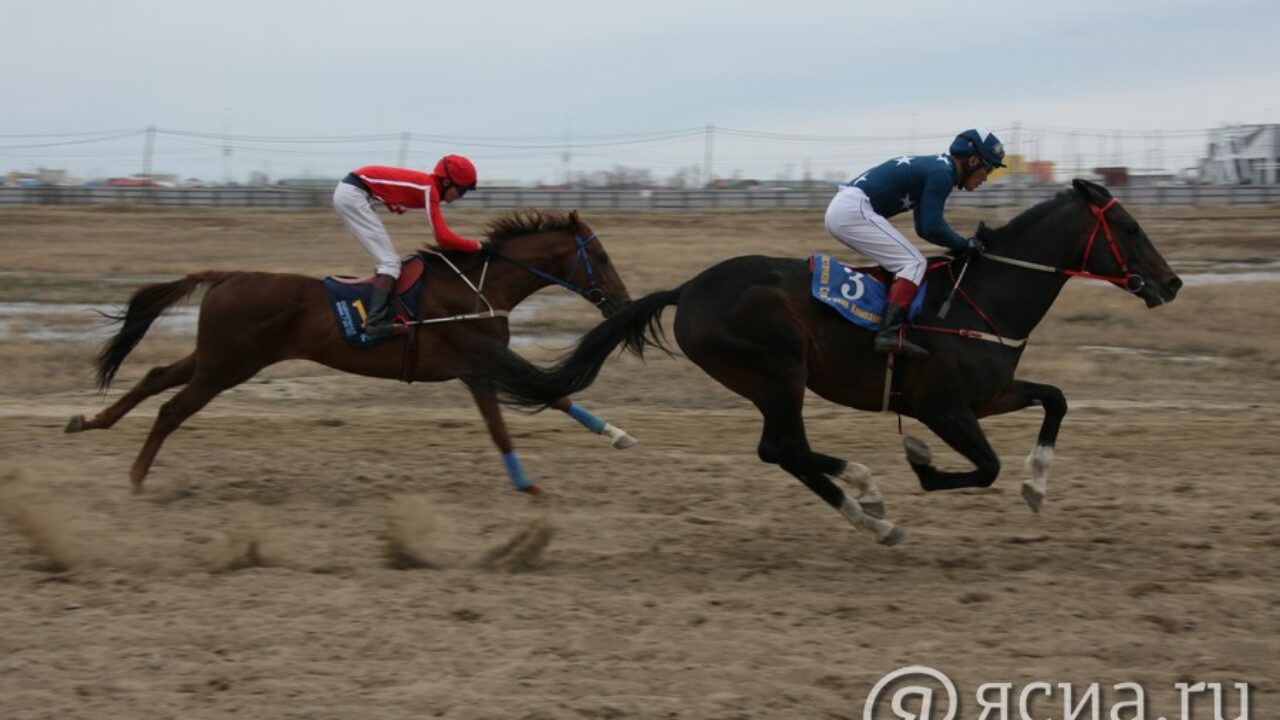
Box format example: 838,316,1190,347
332,182,401,278
825,186,925,285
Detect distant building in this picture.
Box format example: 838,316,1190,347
1093,166,1130,187
1200,124,1280,184
1026,160,1055,183
107,177,163,187
5,168,76,186
108,173,177,188
276,177,341,190
709,178,837,191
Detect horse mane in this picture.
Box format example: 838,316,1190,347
418,209,578,263
975,188,1080,250
484,209,578,247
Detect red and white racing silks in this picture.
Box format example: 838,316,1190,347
352,165,481,253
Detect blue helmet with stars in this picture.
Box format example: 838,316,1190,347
950,127,1007,169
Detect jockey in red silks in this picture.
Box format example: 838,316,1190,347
825,127,1006,358
332,154,482,334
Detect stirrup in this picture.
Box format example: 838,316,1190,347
363,320,396,337
362,307,396,336
874,330,929,358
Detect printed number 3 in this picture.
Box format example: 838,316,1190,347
840,271,866,301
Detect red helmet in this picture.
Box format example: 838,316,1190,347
434,154,477,191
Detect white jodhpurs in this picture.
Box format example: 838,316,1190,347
825,186,925,285
332,181,401,279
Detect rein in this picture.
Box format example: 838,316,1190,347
912,196,1136,349
400,250,509,327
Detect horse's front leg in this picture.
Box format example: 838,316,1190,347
548,397,637,449
975,380,1068,513
903,405,1002,493
466,383,542,495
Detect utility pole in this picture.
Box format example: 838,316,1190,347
142,124,156,178
222,110,232,184
1011,121,1021,179
398,131,410,166
562,118,572,187
703,124,715,188
1064,132,1078,180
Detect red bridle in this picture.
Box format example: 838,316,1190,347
1068,198,1143,291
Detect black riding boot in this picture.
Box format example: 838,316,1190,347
873,303,929,358
363,275,396,336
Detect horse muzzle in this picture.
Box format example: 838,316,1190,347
586,288,626,317
1136,274,1182,308
598,297,627,318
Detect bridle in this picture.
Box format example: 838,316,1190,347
484,231,614,310
913,195,1144,349
983,197,1145,293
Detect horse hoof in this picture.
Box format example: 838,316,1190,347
1021,482,1044,514
861,501,886,520
879,527,907,546
610,433,638,450
903,436,932,466
65,415,84,433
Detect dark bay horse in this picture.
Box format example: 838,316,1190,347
66,210,633,494
475,180,1182,544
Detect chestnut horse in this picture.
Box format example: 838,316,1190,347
472,180,1182,544
66,210,633,494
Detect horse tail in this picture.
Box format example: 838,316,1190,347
466,286,686,409
95,271,236,391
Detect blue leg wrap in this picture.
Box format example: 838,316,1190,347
502,451,533,490
567,403,607,434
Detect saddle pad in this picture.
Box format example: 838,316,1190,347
322,269,427,349
809,254,926,331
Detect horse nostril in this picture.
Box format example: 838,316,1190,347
1169,277,1183,292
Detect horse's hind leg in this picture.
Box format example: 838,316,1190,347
66,353,197,433
129,378,232,491
549,396,637,449
733,367,903,545
974,380,1067,513
128,349,269,490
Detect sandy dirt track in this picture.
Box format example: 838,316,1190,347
0,202,1277,719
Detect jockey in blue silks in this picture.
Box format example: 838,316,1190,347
825,127,1007,358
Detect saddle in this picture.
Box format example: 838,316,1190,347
323,256,429,348
327,255,426,294
808,255,927,331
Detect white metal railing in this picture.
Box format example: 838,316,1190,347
1,184,1278,209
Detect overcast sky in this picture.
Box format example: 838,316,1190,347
3,0,1277,184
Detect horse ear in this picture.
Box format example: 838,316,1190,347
568,209,581,228
1072,178,1113,204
